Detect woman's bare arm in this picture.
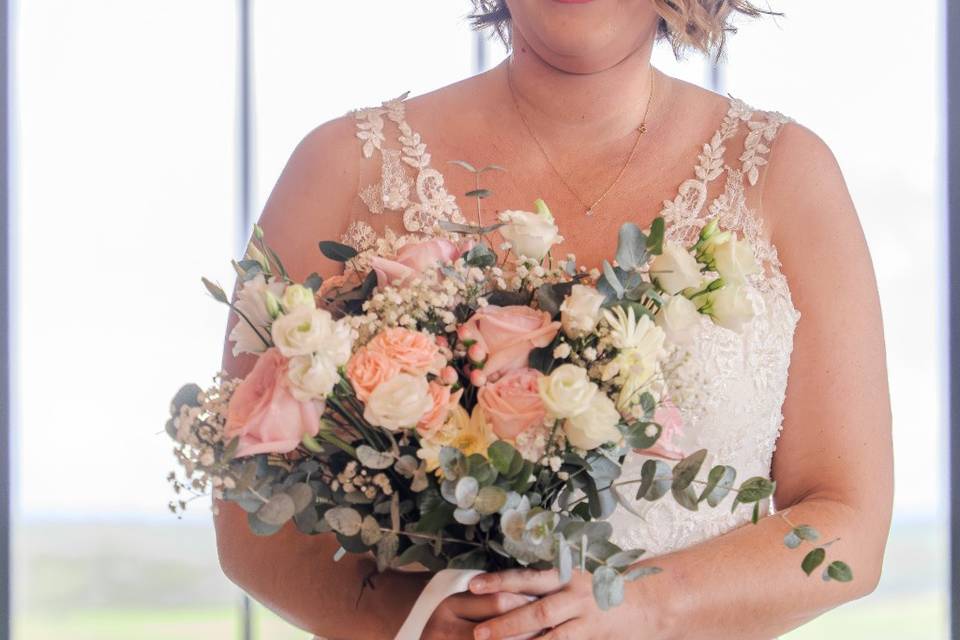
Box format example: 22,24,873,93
212,116,433,639
468,122,894,640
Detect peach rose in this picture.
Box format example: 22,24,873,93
477,368,545,440
417,382,464,438
457,305,560,380
639,399,685,460
346,347,401,402
366,327,445,376
225,348,322,457
369,238,468,288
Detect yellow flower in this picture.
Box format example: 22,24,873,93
417,405,498,473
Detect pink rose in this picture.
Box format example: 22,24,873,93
457,305,560,380
477,368,545,440
369,238,468,288
639,399,685,460
367,327,445,376
417,382,463,438
346,347,401,402
225,348,322,457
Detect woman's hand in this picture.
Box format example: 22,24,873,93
467,568,666,640
422,590,537,640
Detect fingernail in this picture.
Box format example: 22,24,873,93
474,627,490,640
470,578,487,593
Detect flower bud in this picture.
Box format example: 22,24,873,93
469,369,488,387
245,242,270,272
440,366,459,386
467,343,488,366
265,290,282,319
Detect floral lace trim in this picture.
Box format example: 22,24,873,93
344,92,466,251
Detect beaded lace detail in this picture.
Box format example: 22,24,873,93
347,92,801,559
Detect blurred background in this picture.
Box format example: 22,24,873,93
2,1,954,638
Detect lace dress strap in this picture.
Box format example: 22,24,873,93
341,92,465,254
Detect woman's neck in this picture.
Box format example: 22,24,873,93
491,32,662,147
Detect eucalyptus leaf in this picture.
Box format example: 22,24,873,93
170,383,203,414
802,547,826,576
318,240,358,262
356,445,396,470
360,515,383,545
592,566,625,611
454,476,480,509
646,217,665,255
794,525,821,543
615,223,648,271
487,441,519,476
606,549,646,569
700,465,737,507
324,506,363,536
601,260,624,298
637,459,672,501
256,493,296,526
247,511,284,536
826,560,853,582
376,532,399,571
784,531,802,550
623,565,662,581
465,188,491,199
285,483,315,514
447,159,477,173
624,421,661,449
474,486,508,515
303,272,323,292
672,449,707,491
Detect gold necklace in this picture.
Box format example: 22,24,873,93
506,65,655,217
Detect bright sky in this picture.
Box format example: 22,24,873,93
9,0,946,523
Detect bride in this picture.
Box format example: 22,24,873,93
214,1,893,638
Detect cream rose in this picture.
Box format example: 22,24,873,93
710,235,760,284
498,201,561,261
560,284,606,339
363,373,433,431
707,283,757,332
538,364,597,419
651,241,703,295
286,352,341,402
563,393,622,450
656,294,701,345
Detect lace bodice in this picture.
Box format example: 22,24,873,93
343,91,800,559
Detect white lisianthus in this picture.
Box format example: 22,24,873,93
656,294,701,345
363,373,433,431
281,283,317,312
286,352,340,401
271,306,349,359
498,200,561,261
559,284,606,338
650,241,703,295
709,235,760,284
564,393,622,450
228,274,286,356
706,283,757,332
538,364,597,419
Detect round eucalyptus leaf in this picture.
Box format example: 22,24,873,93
592,565,625,611
324,506,363,536
247,511,284,536
356,445,395,470
256,493,296,526
360,515,383,545
285,483,315,513
455,476,479,509
801,547,826,576
376,532,399,572
454,507,481,526
474,486,508,515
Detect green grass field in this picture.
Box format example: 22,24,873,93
11,518,949,639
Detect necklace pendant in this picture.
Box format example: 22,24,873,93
585,207,594,217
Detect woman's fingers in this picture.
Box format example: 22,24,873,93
470,568,564,596
445,591,537,621
538,619,590,640
472,592,580,640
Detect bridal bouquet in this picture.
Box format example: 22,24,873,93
167,197,850,613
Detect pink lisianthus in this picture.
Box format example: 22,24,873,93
477,368,546,440
639,399,685,460
366,327,446,376
346,347,401,402
457,305,560,380
369,237,471,288
417,382,464,438
225,348,322,457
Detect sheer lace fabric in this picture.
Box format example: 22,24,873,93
343,92,801,559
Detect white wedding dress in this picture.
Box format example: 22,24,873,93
322,91,799,638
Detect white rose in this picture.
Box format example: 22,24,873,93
710,235,760,284
656,295,701,345
281,283,316,312
560,284,606,338
363,373,433,431
564,393,622,450
287,353,340,401
538,364,597,419
271,306,343,358
707,283,757,332
650,241,703,295
498,208,561,261
228,274,286,356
